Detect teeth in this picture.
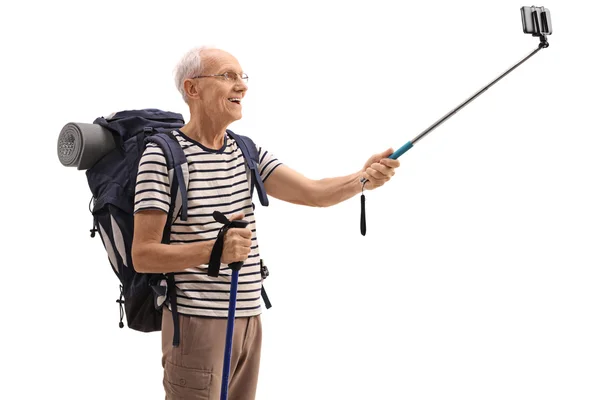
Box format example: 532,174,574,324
229,98,241,103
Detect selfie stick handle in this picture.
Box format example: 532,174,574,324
360,37,549,184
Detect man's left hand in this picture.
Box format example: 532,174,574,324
361,148,401,190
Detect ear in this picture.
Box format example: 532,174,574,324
184,79,199,100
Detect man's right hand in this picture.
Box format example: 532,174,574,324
221,212,253,265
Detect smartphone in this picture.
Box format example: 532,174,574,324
521,6,552,36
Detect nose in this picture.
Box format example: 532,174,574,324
234,79,248,93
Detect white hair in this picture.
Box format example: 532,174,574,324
173,45,215,103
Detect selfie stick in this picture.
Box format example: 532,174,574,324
359,6,552,234
362,9,550,175
364,37,548,165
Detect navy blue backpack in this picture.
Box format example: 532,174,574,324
86,109,269,333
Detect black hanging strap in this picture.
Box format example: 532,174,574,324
360,181,367,236
166,273,181,347
261,286,272,309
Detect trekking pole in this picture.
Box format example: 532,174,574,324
220,218,250,400
359,6,552,235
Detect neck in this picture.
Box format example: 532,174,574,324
180,109,228,150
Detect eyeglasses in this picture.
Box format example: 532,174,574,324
192,71,248,83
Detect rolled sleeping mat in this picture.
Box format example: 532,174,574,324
57,122,116,170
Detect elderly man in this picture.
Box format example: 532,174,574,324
131,46,400,400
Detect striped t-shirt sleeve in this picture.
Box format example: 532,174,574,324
134,144,171,214
257,146,282,182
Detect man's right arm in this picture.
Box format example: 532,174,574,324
131,210,253,273
131,209,215,273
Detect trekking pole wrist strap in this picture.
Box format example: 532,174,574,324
208,211,249,277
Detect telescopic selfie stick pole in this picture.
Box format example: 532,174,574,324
359,6,552,235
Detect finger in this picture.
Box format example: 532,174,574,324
369,175,391,187
366,167,386,180
370,163,395,177
229,228,251,240
380,158,400,168
365,181,383,190
234,234,252,245
231,229,251,240
240,228,253,239
230,212,245,221
379,147,394,158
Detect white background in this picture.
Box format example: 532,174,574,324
2,0,599,399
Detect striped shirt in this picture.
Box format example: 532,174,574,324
133,129,282,318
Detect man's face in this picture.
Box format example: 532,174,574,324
189,49,248,125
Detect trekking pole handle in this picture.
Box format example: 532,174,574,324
227,220,250,271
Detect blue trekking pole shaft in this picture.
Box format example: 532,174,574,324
220,267,240,400
360,39,548,183
220,219,249,400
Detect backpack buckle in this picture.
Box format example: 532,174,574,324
260,259,269,280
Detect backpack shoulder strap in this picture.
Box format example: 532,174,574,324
144,130,189,347
144,132,189,238
226,130,269,207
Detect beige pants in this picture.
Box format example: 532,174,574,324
161,307,262,400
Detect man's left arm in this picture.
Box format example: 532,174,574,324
264,148,401,207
